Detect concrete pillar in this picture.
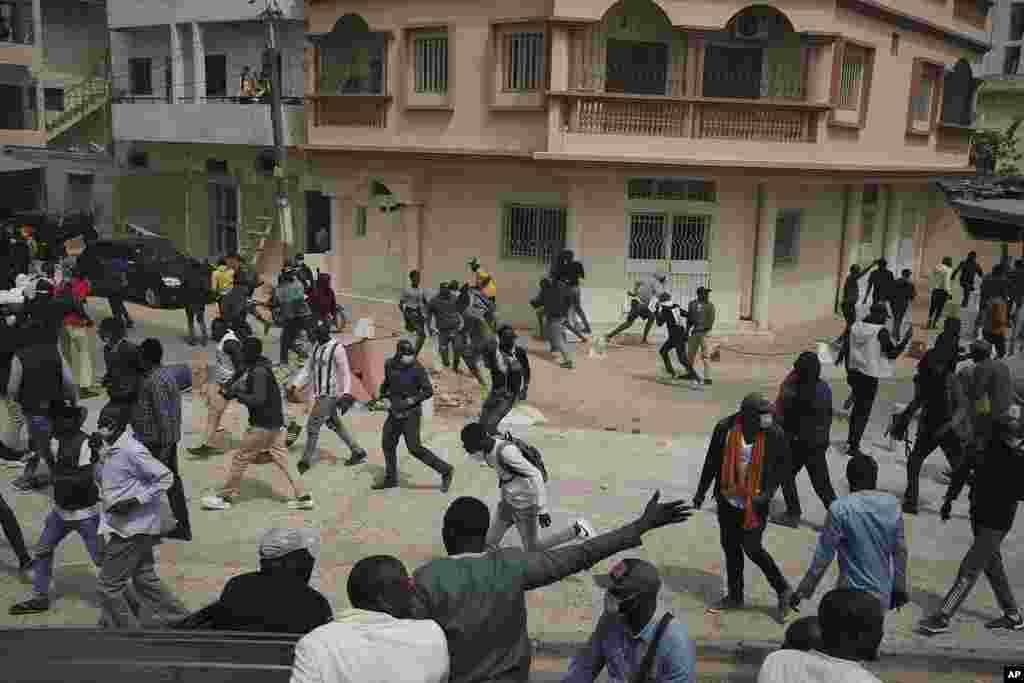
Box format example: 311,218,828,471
550,26,569,91
751,184,778,328
883,186,903,267
170,24,184,104
565,181,586,254
191,22,205,101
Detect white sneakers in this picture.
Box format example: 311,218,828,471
201,495,231,510
575,519,596,540
202,494,315,511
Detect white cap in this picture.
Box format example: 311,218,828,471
258,528,313,560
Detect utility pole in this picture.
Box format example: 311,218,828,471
255,0,294,254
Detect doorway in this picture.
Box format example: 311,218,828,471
209,182,239,256
702,45,763,99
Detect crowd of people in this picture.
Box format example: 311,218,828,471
0,231,1022,683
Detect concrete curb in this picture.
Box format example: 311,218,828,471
533,638,1020,673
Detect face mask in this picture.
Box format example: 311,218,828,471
399,354,415,365
604,592,637,618
465,448,486,464
97,423,120,445
759,413,773,429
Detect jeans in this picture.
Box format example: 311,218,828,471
847,370,879,452
905,424,964,507
545,315,570,358
403,312,428,356
22,412,54,481
717,500,790,600
479,390,516,434
301,395,363,467
938,523,1018,618
97,533,188,628
660,331,695,377
929,289,950,326
485,500,578,552
0,490,31,565
381,410,451,482
781,440,837,517
280,317,310,365
185,304,207,341
32,511,101,597
143,442,190,538
568,286,591,333
891,306,909,339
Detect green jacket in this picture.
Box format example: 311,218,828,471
413,523,645,683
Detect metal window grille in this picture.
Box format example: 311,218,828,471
627,178,717,203
354,206,367,237
671,215,710,261
911,70,934,122
501,205,566,263
628,213,667,260
838,47,866,110
503,32,544,92
773,209,802,266
414,34,448,93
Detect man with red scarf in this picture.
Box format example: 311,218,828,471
694,393,795,621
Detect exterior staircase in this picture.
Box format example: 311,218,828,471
45,76,110,142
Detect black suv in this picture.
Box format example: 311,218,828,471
77,238,192,308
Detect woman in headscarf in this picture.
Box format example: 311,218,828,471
772,351,837,528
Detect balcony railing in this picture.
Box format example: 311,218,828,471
557,92,829,144
310,94,389,128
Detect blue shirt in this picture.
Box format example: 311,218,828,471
562,610,696,683
94,428,174,539
796,491,908,607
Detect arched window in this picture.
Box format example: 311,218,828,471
314,14,386,95
704,6,802,100
941,59,977,126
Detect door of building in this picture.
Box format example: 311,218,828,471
605,39,669,95
625,211,712,309
702,45,763,98
209,182,239,256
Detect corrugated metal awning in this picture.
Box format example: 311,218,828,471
0,156,41,173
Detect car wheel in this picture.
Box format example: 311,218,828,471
145,287,162,308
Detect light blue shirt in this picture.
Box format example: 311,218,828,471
563,610,696,683
796,491,908,607
94,428,174,539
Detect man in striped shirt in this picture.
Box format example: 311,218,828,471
287,322,367,475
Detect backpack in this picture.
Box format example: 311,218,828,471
499,432,548,482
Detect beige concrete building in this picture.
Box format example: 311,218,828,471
300,0,994,331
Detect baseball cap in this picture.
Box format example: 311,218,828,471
594,558,661,597
258,528,312,560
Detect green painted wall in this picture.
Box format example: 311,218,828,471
113,142,315,259
977,87,1024,159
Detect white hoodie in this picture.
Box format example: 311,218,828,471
482,439,547,514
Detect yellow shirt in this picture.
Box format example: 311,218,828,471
476,269,496,298
212,266,235,295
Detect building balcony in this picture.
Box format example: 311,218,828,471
547,91,831,162
0,6,38,68
112,98,304,147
